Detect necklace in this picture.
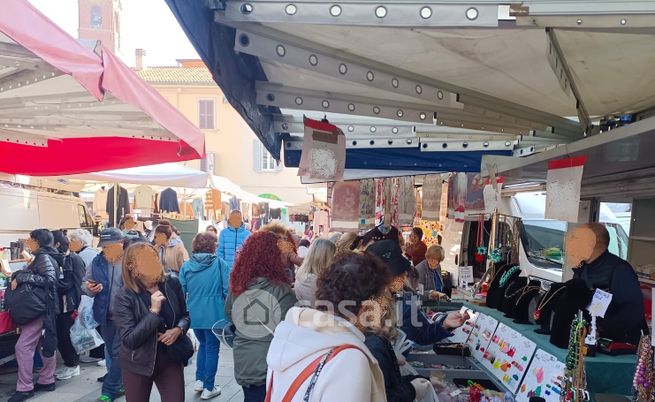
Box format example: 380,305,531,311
515,286,540,304
498,266,520,287
533,286,565,321
504,282,529,299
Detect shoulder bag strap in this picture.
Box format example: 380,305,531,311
265,344,364,402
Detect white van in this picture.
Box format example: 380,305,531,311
0,183,95,248
441,192,628,285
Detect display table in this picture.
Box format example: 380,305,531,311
463,303,636,396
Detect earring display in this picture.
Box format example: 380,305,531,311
465,313,500,363
481,323,538,393
561,313,589,402
448,307,479,344
516,349,566,402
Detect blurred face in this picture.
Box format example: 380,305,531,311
124,218,137,231
103,242,124,263
130,247,164,288
69,238,83,253
357,292,392,331
154,232,168,247
25,238,39,253
427,257,440,270
409,233,419,243
228,212,243,228
565,226,596,269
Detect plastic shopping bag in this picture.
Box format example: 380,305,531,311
77,295,99,329
70,312,104,354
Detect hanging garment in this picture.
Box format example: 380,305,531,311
192,198,204,220
269,208,282,220
241,203,251,221
93,188,108,214
312,210,330,235
397,177,415,226
229,195,240,212
422,174,442,221
159,188,180,213
133,185,154,210
359,179,376,230
388,178,400,227
331,181,360,232
106,186,130,227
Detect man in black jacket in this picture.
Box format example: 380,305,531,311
52,230,87,381
573,223,645,344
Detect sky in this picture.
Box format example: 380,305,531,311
28,0,199,67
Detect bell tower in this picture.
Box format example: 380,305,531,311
78,0,122,55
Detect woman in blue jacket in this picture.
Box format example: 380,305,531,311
179,232,230,400
218,210,251,268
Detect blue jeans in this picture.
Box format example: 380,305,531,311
242,384,266,402
101,320,123,400
194,329,220,390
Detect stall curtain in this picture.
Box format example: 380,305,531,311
447,172,485,222
397,176,415,226
422,174,442,221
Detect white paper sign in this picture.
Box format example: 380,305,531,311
587,288,613,318
516,349,566,402
545,157,586,223
458,265,474,287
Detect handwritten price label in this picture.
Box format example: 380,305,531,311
587,289,612,318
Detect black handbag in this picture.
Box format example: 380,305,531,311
165,333,194,365
5,279,48,325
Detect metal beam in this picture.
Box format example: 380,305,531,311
220,1,500,27
0,69,62,94
234,28,457,108
512,2,655,28
222,21,582,137
0,129,49,147
545,28,592,134
284,135,418,150
273,119,416,137
257,82,537,134
420,139,517,152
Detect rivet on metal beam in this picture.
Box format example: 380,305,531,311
466,7,479,21
576,18,583,25
419,112,427,120
397,109,404,118
415,85,422,94
366,71,375,81
338,63,348,74
391,78,399,88
347,103,356,111
276,44,286,57
347,125,354,132
308,54,318,66
369,126,377,133
620,18,627,25
239,34,250,47
392,127,399,134
330,5,342,17
375,6,387,18
241,3,254,14
420,7,432,19
321,100,330,108
285,4,297,15
294,97,303,105
373,106,381,114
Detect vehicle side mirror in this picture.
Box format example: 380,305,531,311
455,255,459,266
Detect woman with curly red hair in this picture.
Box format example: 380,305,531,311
225,231,297,402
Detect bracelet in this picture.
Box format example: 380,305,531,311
149,308,159,315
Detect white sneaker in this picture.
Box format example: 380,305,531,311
97,360,106,368
201,386,222,400
194,380,204,392
54,367,67,377
55,365,80,380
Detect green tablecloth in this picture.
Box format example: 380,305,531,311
463,303,636,396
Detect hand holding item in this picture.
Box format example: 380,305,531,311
86,281,103,295
10,279,17,291
430,291,447,300
443,311,470,330
150,290,166,314
411,378,432,399
158,327,182,346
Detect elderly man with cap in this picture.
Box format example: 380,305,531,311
82,228,126,402
367,240,469,345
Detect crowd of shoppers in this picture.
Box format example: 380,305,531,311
7,221,465,402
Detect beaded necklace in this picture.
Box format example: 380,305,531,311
562,313,589,402
633,335,654,401
498,266,520,287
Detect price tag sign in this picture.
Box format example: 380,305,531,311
587,288,613,318
458,265,474,287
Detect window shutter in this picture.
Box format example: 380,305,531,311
253,139,262,172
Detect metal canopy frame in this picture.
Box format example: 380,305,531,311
162,0,655,173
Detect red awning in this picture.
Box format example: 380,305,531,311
0,0,205,176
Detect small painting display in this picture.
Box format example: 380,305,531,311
481,323,537,393
516,349,565,402
465,313,499,363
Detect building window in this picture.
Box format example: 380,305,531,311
91,6,102,29
198,99,215,129
254,141,280,172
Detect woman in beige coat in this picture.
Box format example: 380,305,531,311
153,220,189,272
293,239,336,307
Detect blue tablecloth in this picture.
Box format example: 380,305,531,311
463,303,636,396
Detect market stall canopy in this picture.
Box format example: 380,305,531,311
165,0,655,175
0,0,205,176
59,163,291,207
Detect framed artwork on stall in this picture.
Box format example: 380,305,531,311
516,349,565,402
481,323,537,393
465,313,499,363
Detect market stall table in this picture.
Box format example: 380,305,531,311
462,303,636,397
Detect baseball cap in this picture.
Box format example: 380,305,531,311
97,227,125,247
367,239,411,276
